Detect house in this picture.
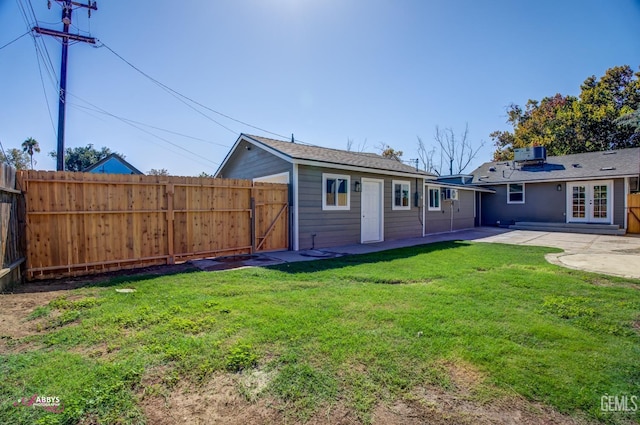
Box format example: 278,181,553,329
470,147,640,233
425,176,494,234
217,134,445,250
84,153,143,175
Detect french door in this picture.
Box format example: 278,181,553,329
567,181,612,224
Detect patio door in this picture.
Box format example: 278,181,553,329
361,178,384,243
567,181,612,224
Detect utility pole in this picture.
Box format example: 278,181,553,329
33,1,97,171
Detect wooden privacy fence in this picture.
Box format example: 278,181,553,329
629,193,640,234
18,171,288,280
0,164,25,290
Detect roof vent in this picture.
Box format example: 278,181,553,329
572,163,581,168
603,151,617,155
489,166,496,172
514,146,546,163
600,166,616,171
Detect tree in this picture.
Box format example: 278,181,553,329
198,171,215,178
491,65,640,160
49,144,116,171
376,142,403,161
148,168,169,176
21,137,40,169
0,148,30,170
346,138,368,153
429,123,485,175
416,136,438,174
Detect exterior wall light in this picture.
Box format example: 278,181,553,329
557,184,562,191
354,181,361,192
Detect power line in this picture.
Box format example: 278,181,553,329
32,0,98,171
97,41,291,140
96,42,238,136
68,101,230,148
33,41,58,138
65,94,221,166
0,31,30,50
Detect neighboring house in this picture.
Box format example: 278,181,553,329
470,147,640,232
217,134,438,250
84,154,143,175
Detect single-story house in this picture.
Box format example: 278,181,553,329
84,153,143,175
424,176,494,234
469,147,640,232
216,134,486,250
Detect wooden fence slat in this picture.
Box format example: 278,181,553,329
17,171,288,280
628,193,640,234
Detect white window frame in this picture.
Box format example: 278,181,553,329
507,183,525,204
392,180,411,210
322,173,350,210
427,186,441,211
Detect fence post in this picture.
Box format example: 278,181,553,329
166,183,175,265
250,190,256,254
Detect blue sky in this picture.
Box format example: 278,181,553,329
1,0,639,175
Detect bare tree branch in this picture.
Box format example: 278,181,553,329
432,123,484,175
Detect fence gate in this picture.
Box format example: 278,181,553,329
18,171,288,279
252,183,289,252
629,193,640,234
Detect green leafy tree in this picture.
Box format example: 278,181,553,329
49,144,116,171
0,148,30,170
198,171,215,178
492,65,640,160
21,137,40,169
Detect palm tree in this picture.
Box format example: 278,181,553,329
21,137,40,170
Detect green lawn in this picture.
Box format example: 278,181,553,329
1,241,639,424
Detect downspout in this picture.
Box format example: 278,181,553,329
293,164,299,251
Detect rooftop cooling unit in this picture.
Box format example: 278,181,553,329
514,146,546,163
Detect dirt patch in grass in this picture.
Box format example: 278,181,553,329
372,361,590,425
372,392,589,425
140,373,285,425
0,291,66,339
138,363,593,425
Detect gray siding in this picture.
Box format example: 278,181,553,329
614,179,624,227
425,187,475,234
297,166,422,250
480,179,625,226
384,179,424,240
218,141,291,181
480,182,565,226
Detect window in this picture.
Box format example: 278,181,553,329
507,183,525,204
322,173,350,210
392,180,410,210
631,176,639,193
428,187,440,211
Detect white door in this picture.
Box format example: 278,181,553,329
567,180,612,224
361,179,383,243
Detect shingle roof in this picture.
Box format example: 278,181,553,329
83,153,143,175
244,134,435,177
470,148,640,185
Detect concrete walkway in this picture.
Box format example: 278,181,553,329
264,227,640,279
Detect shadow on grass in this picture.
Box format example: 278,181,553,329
266,240,472,275
10,264,200,294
